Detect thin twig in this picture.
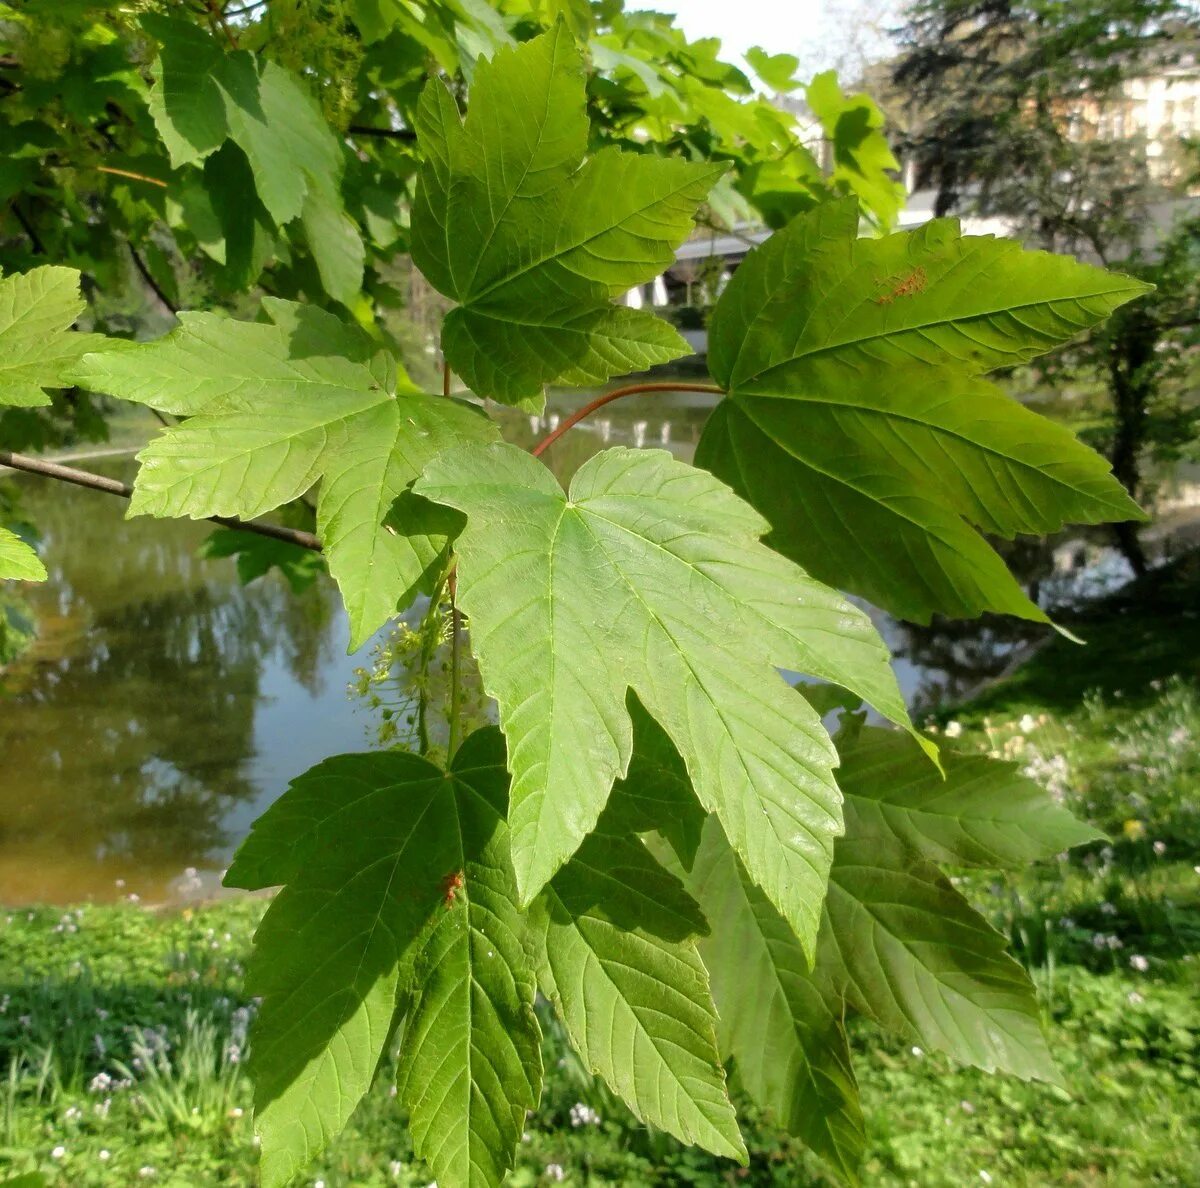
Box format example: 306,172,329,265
97,165,168,189
0,450,323,553
530,381,723,458
415,567,450,755
10,203,44,255
446,567,463,760
127,242,179,317
442,363,451,398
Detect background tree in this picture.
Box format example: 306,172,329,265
891,0,1200,569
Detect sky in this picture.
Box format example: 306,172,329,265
647,0,903,78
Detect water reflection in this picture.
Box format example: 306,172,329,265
0,460,361,905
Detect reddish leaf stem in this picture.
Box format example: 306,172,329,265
529,382,722,458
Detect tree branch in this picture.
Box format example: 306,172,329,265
97,165,168,189
530,381,723,458
348,125,417,142
10,202,45,255
0,450,323,553
127,242,179,316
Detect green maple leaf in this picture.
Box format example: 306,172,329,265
809,724,1087,1085
200,528,326,593
819,832,1060,1083
837,724,1104,868
0,526,46,582
681,818,864,1182
412,25,724,403
70,300,496,650
805,73,904,228
642,716,1098,1178
143,15,363,304
530,804,746,1160
225,729,541,1188
414,441,918,958
696,199,1151,623
0,266,105,407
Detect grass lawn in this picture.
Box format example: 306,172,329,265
2,558,1198,1187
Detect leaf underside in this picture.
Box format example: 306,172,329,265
697,199,1149,623
532,801,745,1160
415,441,915,959
227,729,542,1188
412,25,723,403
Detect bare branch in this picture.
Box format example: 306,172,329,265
0,450,323,553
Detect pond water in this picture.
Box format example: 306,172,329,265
1,389,1196,905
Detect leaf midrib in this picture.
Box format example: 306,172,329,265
465,165,719,306
735,280,1143,389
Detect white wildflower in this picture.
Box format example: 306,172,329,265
1130,954,1149,972
569,1102,600,1127
1127,991,1145,1005
960,1100,976,1114
51,1146,67,1160
944,720,963,739
545,1166,566,1183
99,1150,111,1162
911,1046,924,1058
1019,713,1038,734
1153,840,1167,856
138,1167,157,1179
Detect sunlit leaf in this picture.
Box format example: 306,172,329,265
530,805,745,1160
416,441,915,956
412,26,722,402
0,266,105,408
0,525,45,582
71,300,496,649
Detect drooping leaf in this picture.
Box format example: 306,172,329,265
226,751,461,1187
395,729,543,1188
819,833,1061,1084
837,725,1104,868
143,15,363,304
70,300,496,649
415,441,915,957
696,199,1151,623
200,527,325,593
226,730,541,1188
0,525,46,582
412,25,723,402
530,806,746,1160
0,266,105,407
681,818,865,1182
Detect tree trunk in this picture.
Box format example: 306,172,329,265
1106,313,1158,577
